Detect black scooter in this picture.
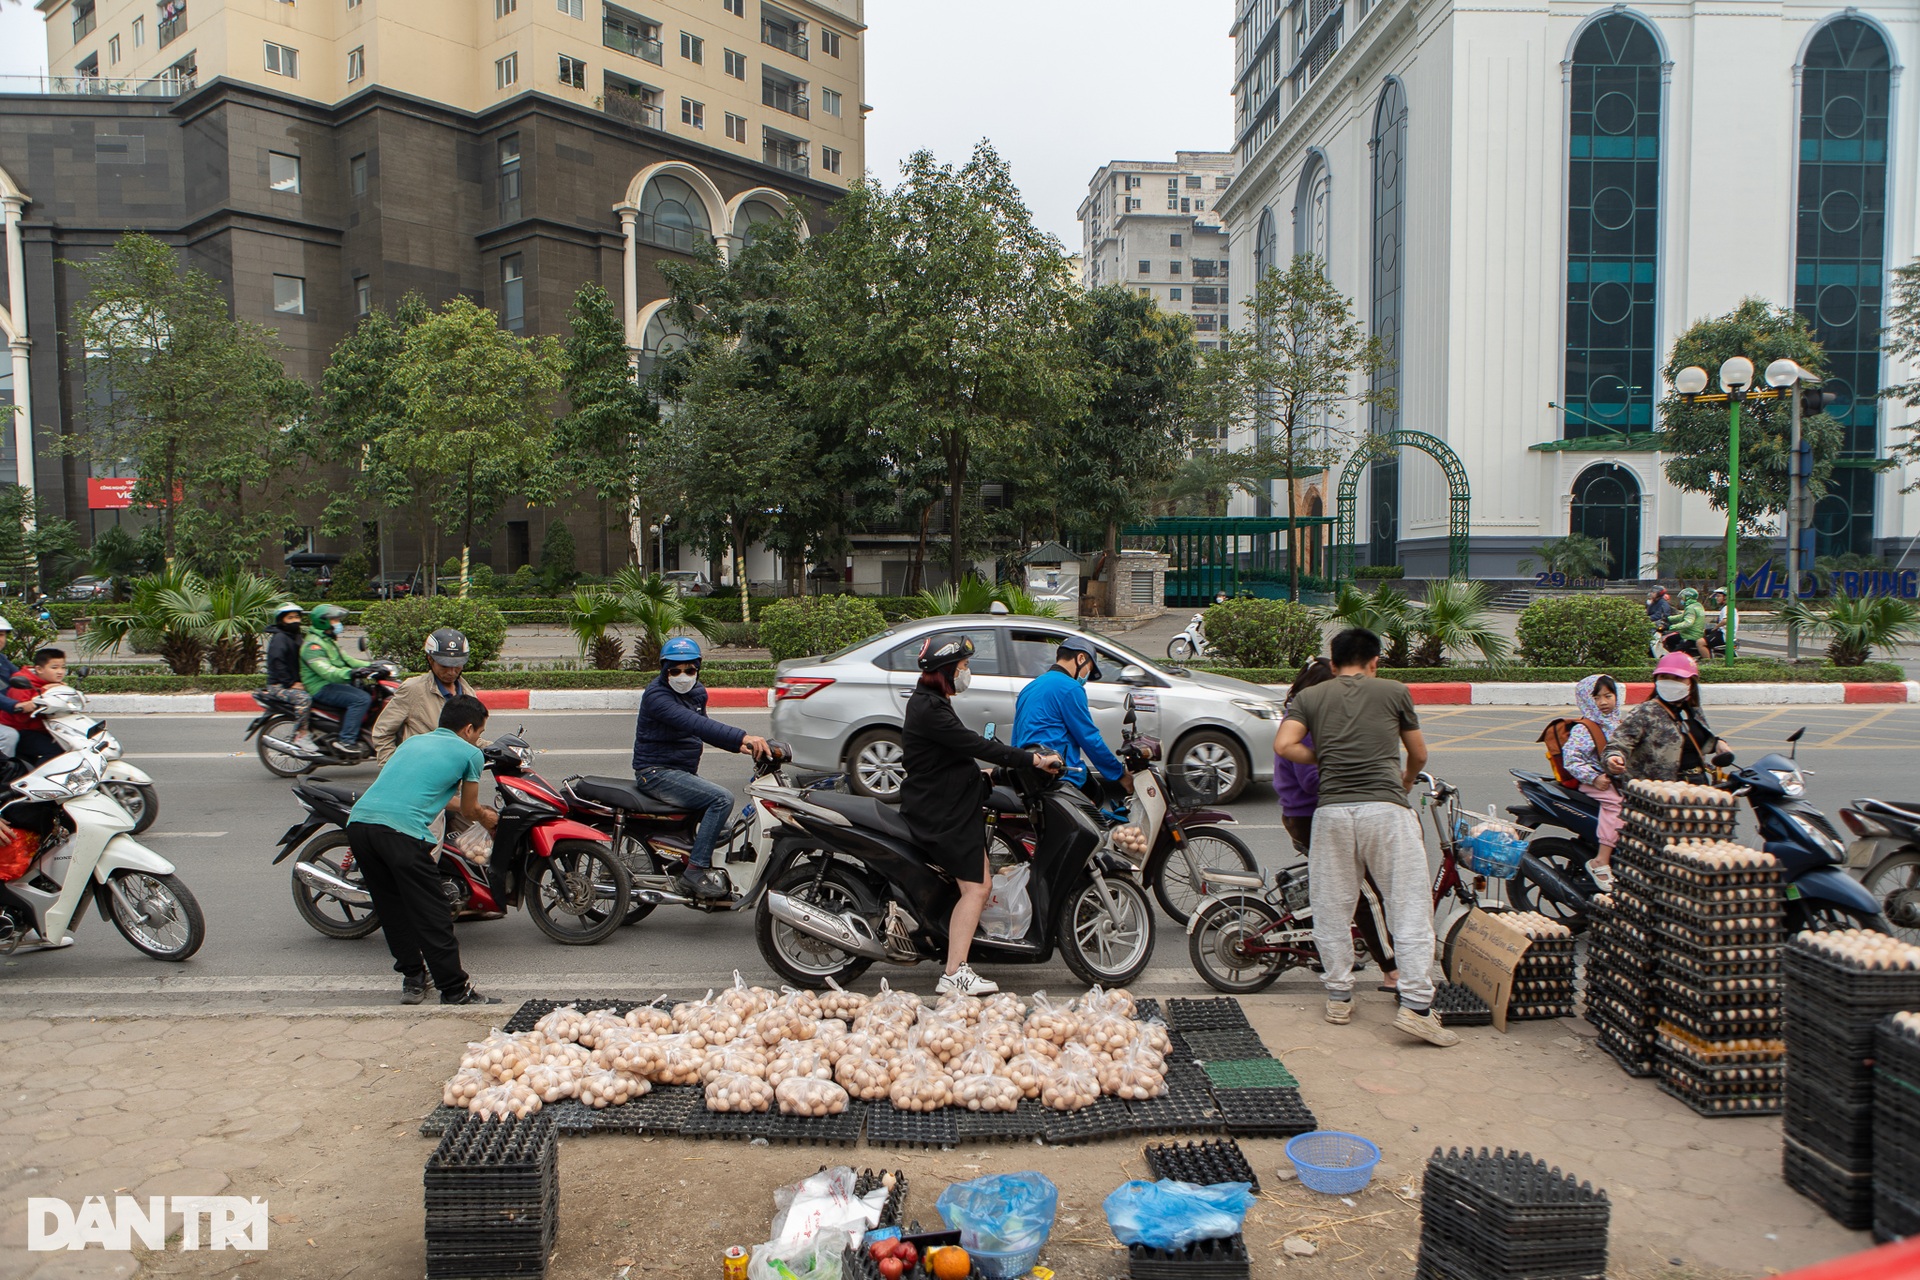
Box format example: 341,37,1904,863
750,756,1157,989
1507,728,1889,932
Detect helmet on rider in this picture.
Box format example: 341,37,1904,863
311,603,349,638
273,601,305,627
917,633,975,672
424,627,470,669
660,636,703,667
1653,652,1699,680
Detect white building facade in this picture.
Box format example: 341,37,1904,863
1220,0,1920,579
1080,152,1237,350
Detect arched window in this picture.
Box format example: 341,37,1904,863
1254,206,1278,281
1570,463,1641,580
638,308,691,378
1368,80,1407,568
733,197,784,246
1292,153,1329,261
1564,13,1662,440
639,174,712,254
1797,17,1892,557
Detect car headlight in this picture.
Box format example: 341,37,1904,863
1769,769,1806,797
1231,698,1282,720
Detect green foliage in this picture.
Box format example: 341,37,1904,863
1778,594,1920,667
362,597,507,672
79,567,280,675
439,557,498,596
88,523,164,592
758,595,889,662
1659,298,1850,530
1,611,56,664
0,486,82,594
555,283,656,561
1200,598,1321,668
1519,533,1613,581
1317,584,1414,667
691,619,761,649
564,588,627,670
329,551,374,602
539,521,579,593
1881,258,1920,483
1516,595,1653,668
1353,564,1405,580
311,295,428,562
1407,580,1510,668
913,575,1060,618
610,568,688,669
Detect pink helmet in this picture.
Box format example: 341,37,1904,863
1653,652,1699,680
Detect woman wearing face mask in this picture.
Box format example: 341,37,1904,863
900,633,1061,997
1604,652,1724,785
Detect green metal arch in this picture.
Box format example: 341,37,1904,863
1332,431,1471,582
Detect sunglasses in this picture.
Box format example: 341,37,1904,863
665,664,700,677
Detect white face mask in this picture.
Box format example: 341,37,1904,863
668,673,697,695
1654,677,1690,703
952,670,972,693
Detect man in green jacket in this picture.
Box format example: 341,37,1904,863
302,603,373,758
1667,587,1709,663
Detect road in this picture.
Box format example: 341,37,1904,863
3,702,1915,1013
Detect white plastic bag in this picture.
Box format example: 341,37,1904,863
978,861,1032,941
770,1166,884,1245
451,821,493,865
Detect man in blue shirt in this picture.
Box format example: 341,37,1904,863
347,694,499,1006
632,637,770,903
1012,636,1132,801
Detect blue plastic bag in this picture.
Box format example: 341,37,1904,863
1103,1179,1255,1251
935,1172,1059,1252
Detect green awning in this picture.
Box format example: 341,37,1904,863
1529,432,1665,453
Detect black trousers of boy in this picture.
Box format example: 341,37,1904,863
346,820,468,998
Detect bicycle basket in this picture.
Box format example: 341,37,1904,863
1452,815,1527,880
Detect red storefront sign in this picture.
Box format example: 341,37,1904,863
87,478,138,509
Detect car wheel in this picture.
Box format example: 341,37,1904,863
1171,731,1249,805
846,729,906,802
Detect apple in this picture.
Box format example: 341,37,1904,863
894,1243,918,1267
878,1257,905,1280
870,1239,898,1261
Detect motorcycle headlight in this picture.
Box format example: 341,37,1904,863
14,751,103,802
1231,697,1283,720
1769,769,1806,797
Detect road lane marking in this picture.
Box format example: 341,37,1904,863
142,831,228,838
1816,705,1899,748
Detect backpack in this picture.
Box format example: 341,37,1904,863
1537,718,1606,789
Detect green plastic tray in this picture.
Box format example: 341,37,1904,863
1203,1057,1299,1090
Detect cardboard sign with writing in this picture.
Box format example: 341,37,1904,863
1446,908,1533,1032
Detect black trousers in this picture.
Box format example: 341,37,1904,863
347,821,468,996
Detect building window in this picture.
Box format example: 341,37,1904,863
1186,175,1202,189
272,275,306,315
1293,155,1330,260
681,97,704,127
724,48,745,78
820,86,841,116
1170,233,1182,247
496,0,516,14
1137,260,1150,274
1194,313,1218,331
680,32,702,62
1169,288,1182,301
1139,287,1151,297
496,52,518,88
1194,286,1219,305
1125,197,1140,211
1564,14,1661,441
132,16,144,46
556,0,582,16
354,276,370,316
820,28,840,57
350,152,367,195
558,53,585,86
820,145,841,174
725,112,747,142
501,255,525,332
346,45,364,81
1215,176,1229,189
1125,175,1141,189
1169,260,1182,275
498,134,521,214
640,173,712,252
1798,17,1893,555
108,35,120,65
269,151,301,193
348,0,362,8
264,41,299,77
724,0,743,13
1369,79,1408,566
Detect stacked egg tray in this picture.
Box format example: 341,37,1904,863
1431,982,1492,1028
1145,1138,1261,1193
1783,933,1920,1229
1873,1015,1920,1242
1582,896,1658,1077
1127,1234,1253,1279
1652,1024,1784,1116
1168,999,1318,1140
1416,1146,1609,1280
424,1112,558,1280
1129,1140,1257,1279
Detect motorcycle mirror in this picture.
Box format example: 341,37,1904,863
1712,750,1736,768
73,666,89,680
1787,726,1805,759
357,637,369,653
983,722,997,742
6,675,29,689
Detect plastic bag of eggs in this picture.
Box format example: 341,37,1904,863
443,1067,491,1108
625,1000,675,1034
775,1076,849,1117
523,1062,582,1104
461,1030,538,1083
887,1061,953,1112
468,1081,541,1119
533,1004,589,1043
705,1070,774,1113
1110,825,1151,857
768,1042,834,1087
834,1049,896,1100
701,1043,770,1084
953,1072,1022,1113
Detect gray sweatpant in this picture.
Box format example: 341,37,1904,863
1308,801,1436,1008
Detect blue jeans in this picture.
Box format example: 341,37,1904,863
313,681,372,746
635,766,733,868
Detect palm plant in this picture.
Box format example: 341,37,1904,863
991,583,1061,618
611,567,688,669
915,575,1000,616
1316,584,1413,666
565,588,628,670
1408,579,1512,668
1778,594,1920,666
81,567,213,675
1519,533,1611,580
204,572,283,675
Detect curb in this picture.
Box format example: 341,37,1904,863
127,687,775,715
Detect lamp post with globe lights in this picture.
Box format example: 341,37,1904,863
1765,358,1820,660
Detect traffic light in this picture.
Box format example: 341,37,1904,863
1802,386,1838,418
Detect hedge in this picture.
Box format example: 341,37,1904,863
759,596,889,662
1193,662,1907,685
71,666,777,693
1199,598,1320,668
1517,596,1653,668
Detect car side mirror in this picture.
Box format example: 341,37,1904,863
357,637,369,653
1120,664,1147,685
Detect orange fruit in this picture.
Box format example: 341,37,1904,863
931,1246,972,1280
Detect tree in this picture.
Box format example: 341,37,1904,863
1054,286,1196,614
1881,259,1920,484
312,295,430,580
555,284,656,573
1197,254,1392,600
69,234,311,567
384,297,562,596
1658,298,1848,530
0,487,81,594
539,520,578,593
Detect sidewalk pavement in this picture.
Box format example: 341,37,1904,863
0,983,1868,1279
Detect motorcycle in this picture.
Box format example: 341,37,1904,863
8,678,158,834
244,661,403,777
0,742,205,960
1838,798,1920,945
1165,613,1213,664
751,755,1157,989
272,732,633,946
1506,727,1888,933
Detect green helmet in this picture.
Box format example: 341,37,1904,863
311,604,350,625
1679,588,1699,604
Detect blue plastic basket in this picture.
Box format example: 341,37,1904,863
1453,818,1526,879
963,1240,1044,1279
1285,1131,1381,1195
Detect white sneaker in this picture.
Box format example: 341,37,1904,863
936,964,999,996
1393,1006,1460,1047
1590,863,1615,892
1325,998,1353,1025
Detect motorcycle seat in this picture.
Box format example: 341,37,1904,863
1511,769,1601,815
1860,798,1920,820
987,785,1024,815
571,775,688,816
802,791,916,844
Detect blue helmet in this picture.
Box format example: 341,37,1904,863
660,636,703,666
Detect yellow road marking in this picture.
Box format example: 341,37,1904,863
1813,705,1898,748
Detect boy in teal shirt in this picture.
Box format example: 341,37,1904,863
347,694,499,1005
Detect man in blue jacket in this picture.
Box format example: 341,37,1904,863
1012,636,1132,802
632,636,770,902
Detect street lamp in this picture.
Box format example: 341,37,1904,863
1766,359,1816,660
1716,357,1754,662
1675,366,1709,397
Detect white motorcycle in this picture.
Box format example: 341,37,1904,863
26,683,159,834
1166,613,1213,664
0,743,204,959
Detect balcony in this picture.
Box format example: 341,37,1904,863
603,23,663,64
0,71,194,97
761,21,808,58
601,90,663,129
763,142,808,175
762,81,809,119
72,9,96,42
638,214,707,254
159,13,187,47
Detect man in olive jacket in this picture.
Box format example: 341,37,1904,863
371,629,488,764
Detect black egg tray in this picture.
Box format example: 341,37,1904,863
1127,1233,1251,1279
1214,1087,1317,1139
1179,1028,1271,1061
1652,1028,1783,1069
1655,1005,1780,1041
1784,1091,1875,1168
677,1104,765,1141
1655,975,1782,1008
1653,922,1785,954
526,1100,596,1135
1165,998,1252,1032
1591,1026,1655,1078
1874,1065,1920,1135
1876,1186,1920,1243
424,1193,556,1233
427,1111,556,1171
1431,982,1492,1027
1041,1095,1138,1146
1785,945,1920,1005
865,1105,959,1150
583,1084,702,1133
1418,1209,1609,1263
1162,1031,1196,1063
1423,1148,1609,1217
754,1102,867,1147
1415,1229,1605,1280
1879,1018,1920,1082
848,1168,909,1226
1784,1042,1879,1108
1785,1135,1875,1230
1657,955,1780,990
955,1097,1048,1143
1507,1003,1577,1023
1127,1089,1227,1136
424,1244,554,1278
1657,993,1781,1028
421,1104,467,1137
1583,968,1655,1013
1415,1239,1603,1280
1882,1013,1920,1053
1145,1138,1259,1192
1132,998,1162,1023
1654,1079,1782,1117
502,997,659,1033
1653,1048,1784,1092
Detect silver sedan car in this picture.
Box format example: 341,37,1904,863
768,614,1283,803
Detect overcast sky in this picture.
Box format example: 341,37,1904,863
0,0,1235,246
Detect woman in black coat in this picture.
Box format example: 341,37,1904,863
900,633,1059,998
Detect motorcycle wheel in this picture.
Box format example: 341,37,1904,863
256,715,316,778
1057,873,1156,987
1149,826,1259,925
1167,636,1196,663
291,829,381,939
1790,899,1891,934
1863,851,1920,946
525,840,631,945
614,834,657,926
1187,895,1294,994
101,781,158,835
105,870,205,961
1507,836,1592,933
755,859,874,988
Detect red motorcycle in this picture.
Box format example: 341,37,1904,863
271,733,632,946
246,661,404,777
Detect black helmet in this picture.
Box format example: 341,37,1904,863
917,632,975,672
424,628,470,668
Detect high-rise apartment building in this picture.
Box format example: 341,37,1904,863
1077,151,1234,349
